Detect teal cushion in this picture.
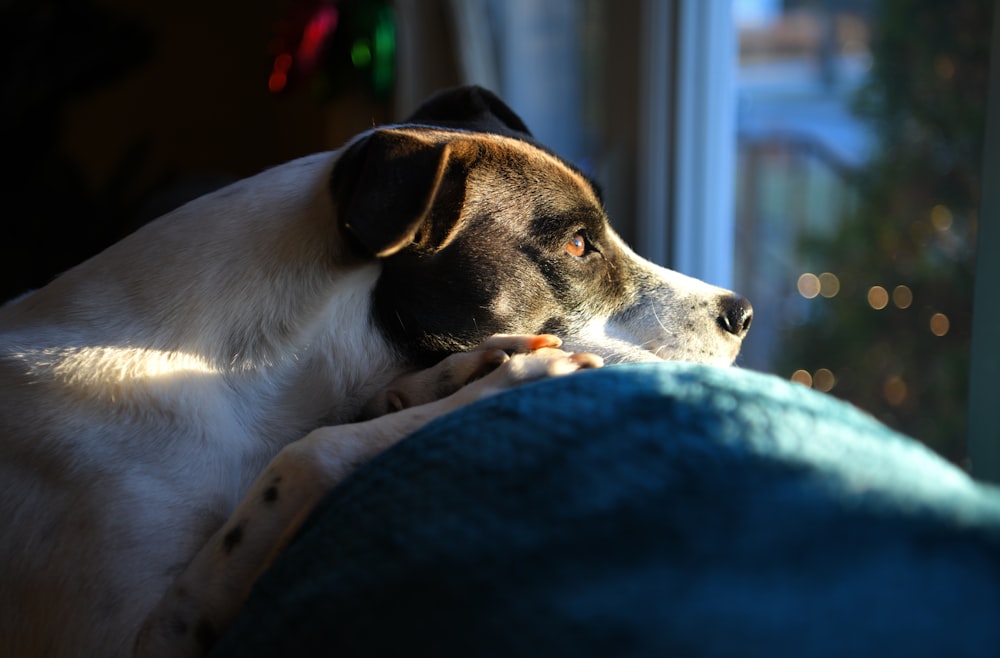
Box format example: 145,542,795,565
213,363,1000,657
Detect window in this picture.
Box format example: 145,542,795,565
733,0,992,469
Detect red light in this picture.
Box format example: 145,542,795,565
267,2,341,94
268,70,288,93
297,5,338,67
274,53,293,73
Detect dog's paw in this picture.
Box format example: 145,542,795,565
358,334,595,418
455,346,603,404
424,334,568,391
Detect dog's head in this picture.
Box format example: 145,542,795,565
331,86,751,366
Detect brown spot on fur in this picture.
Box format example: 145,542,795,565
263,485,279,503
435,368,458,400
222,523,244,554
195,619,217,651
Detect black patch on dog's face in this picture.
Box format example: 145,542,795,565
369,138,631,366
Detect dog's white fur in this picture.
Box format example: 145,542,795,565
0,124,746,657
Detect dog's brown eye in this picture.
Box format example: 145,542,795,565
565,233,587,257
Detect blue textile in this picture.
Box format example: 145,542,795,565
212,363,1000,657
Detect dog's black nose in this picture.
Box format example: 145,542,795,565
718,295,753,338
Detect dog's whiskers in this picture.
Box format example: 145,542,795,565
650,306,676,337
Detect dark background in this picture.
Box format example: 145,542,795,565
0,0,397,303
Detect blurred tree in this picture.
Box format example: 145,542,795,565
777,0,992,462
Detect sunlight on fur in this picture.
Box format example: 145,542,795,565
34,346,219,384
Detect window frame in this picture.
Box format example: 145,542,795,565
967,4,1000,483
637,0,737,291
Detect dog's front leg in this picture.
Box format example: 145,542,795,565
133,403,458,658
134,340,601,658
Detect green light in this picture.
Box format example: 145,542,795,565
351,39,372,68
371,6,396,96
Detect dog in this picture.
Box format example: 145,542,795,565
0,86,751,657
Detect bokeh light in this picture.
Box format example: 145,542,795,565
930,204,953,231
819,272,840,298
268,70,288,93
867,285,889,310
813,368,836,392
934,54,956,80
883,375,908,406
790,370,813,387
790,368,836,392
892,285,913,309
351,39,372,67
930,312,950,336
797,273,821,299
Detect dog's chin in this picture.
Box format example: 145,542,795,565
594,344,742,367
605,349,666,365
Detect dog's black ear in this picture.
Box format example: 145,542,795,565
405,85,533,140
331,130,467,259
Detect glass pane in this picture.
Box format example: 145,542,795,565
734,0,992,463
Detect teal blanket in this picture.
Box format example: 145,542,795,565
212,363,1000,657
